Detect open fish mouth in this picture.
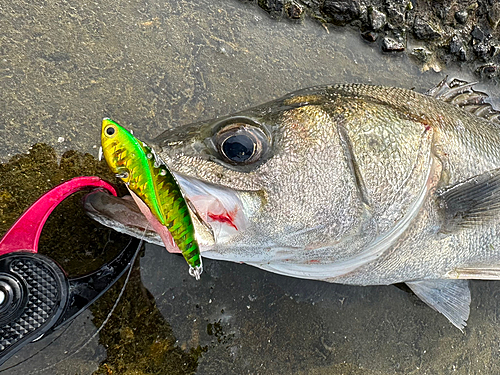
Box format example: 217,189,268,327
171,172,248,242
84,172,248,252
84,190,166,247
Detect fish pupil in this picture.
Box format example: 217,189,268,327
222,134,255,162
106,126,115,136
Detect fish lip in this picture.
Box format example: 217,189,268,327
154,157,215,242
126,187,182,253
168,170,215,239
83,190,165,247
172,172,216,243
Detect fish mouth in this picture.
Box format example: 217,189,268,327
172,172,249,242
84,173,249,252
84,190,165,247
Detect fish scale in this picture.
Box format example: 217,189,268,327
88,80,500,328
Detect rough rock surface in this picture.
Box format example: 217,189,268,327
246,0,500,79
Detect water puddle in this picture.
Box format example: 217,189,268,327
1,0,500,374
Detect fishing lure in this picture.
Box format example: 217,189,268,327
100,118,203,279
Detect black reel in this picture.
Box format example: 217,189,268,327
0,253,68,364
0,237,140,367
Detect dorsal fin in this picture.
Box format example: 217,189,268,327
426,77,500,125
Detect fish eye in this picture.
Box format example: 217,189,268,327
222,134,255,162
215,123,265,165
105,125,116,137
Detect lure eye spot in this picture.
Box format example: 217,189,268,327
105,126,116,137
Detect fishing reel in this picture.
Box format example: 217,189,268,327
0,177,141,367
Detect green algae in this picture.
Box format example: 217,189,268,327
91,264,206,375
0,143,127,275
0,144,203,374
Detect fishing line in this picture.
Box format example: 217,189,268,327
8,227,147,375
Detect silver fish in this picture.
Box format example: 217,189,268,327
86,79,500,330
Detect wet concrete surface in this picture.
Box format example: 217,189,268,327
2,0,500,374
1,0,450,162
252,0,500,80
141,244,500,374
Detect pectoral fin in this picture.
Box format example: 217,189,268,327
406,279,470,331
437,168,500,232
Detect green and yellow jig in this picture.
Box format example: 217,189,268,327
100,118,203,279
